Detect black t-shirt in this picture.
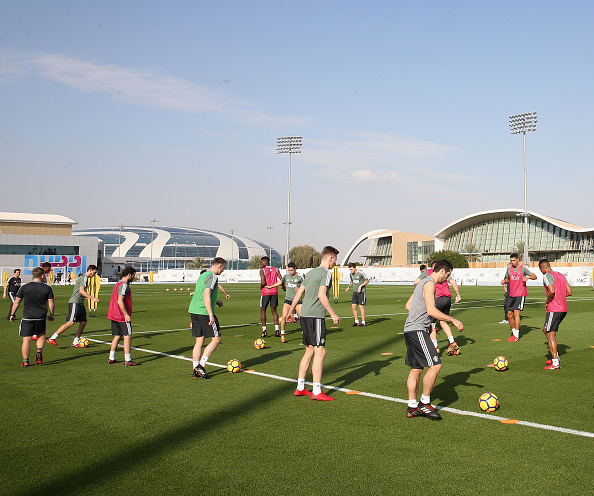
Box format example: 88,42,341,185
15,282,55,319
7,277,21,294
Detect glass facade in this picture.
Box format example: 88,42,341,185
444,216,594,263
407,241,434,265
0,245,79,255
365,237,392,266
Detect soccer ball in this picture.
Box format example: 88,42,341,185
79,337,90,348
479,392,499,412
254,338,265,349
226,359,241,373
494,355,508,371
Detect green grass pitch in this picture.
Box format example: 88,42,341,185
1,283,593,495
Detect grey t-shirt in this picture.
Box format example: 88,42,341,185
300,267,332,318
404,277,433,333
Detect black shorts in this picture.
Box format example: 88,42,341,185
19,319,47,337
284,299,302,306
404,330,441,369
507,296,525,312
430,296,451,323
191,313,221,338
111,321,132,336
260,295,278,309
66,303,87,323
351,291,367,306
544,312,567,333
300,317,326,347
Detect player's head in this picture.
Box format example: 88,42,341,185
538,258,551,274
430,260,438,268
510,254,520,267
432,259,453,283
14,269,21,276
122,266,136,280
260,256,270,268
211,257,227,275
287,261,297,275
86,265,98,276
32,267,44,280
42,262,52,273
419,264,427,272
348,262,357,273
321,246,339,269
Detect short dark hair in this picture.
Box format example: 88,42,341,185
87,265,98,272
14,269,21,274
322,246,339,256
538,258,550,268
287,262,297,269
212,257,227,266
42,262,52,269
510,253,519,259
348,262,357,268
419,264,427,271
122,266,136,277
430,260,437,268
432,259,453,274
260,256,270,263
32,267,44,278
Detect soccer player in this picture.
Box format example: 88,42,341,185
259,256,282,338
32,263,53,341
539,259,572,370
4,269,21,320
288,246,341,401
345,263,369,327
107,266,139,366
47,265,100,347
9,267,55,367
189,257,227,379
403,259,464,420
501,253,537,342
265,261,304,343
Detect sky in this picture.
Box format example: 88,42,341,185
2,1,593,261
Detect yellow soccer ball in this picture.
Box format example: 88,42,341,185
78,337,90,348
227,359,241,373
254,338,265,349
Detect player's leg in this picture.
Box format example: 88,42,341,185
195,315,221,378
192,336,205,362
109,334,122,363
21,336,31,364
543,312,563,369
406,368,422,402
351,303,359,323
280,302,291,342
260,298,268,337
74,321,87,339
295,344,315,395
51,320,75,337
359,304,366,326
121,322,138,366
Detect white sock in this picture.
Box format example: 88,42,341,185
262,326,267,332
362,321,365,325
552,358,560,366
421,394,431,404
354,319,359,324
280,331,285,335
408,399,418,408
124,353,131,362
432,339,438,348
72,337,79,345
50,333,58,340
448,336,455,344
109,351,116,360
193,360,199,368
297,378,305,391
275,324,279,331
313,382,322,395
512,329,519,338
200,355,209,367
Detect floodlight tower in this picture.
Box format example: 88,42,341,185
267,225,273,262
229,229,235,270
150,219,159,271
276,136,302,268
509,112,537,266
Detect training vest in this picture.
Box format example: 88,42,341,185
544,270,568,313
107,281,132,322
261,266,279,296
508,264,528,297
427,268,452,298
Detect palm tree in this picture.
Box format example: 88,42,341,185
462,242,482,263
187,257,206,269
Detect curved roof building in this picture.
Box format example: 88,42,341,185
435,209,594,264
73,226,282,271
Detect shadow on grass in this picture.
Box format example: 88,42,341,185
329,356,401,389
242,349,298,368
46,349,109,365
432,367,485,407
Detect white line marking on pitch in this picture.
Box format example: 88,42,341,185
86,337,594,439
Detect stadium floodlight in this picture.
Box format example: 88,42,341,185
509,112,537,265
277,136,302,268
229,229,235,270
118,224,124,257
267,226,273,262
150,219,159,272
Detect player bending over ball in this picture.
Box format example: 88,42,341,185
539,259,572,370
265,261,303,343
107,267,139,366
189,257,227,379
501,253,537,342
47,265,100,347
404,260,463,420
289,246,341,401
345,263,369,327
9,267,55,367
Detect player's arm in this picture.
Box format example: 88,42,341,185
218,284,230,299
405,292,414,311
287,286,306,321
450,278,462,303
260,269,266,289
318,285,340,324
358,278,370,292
2,281,7,298
566,282,572,296
423,281,463,331
79,284,100,302
9,297,22,321
117,294,131,322
345,281,352,292
266,280,283,289
523,267,537,282
544,284,555,306
48,297,55,321
203,287,215,324
413,277,422,287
